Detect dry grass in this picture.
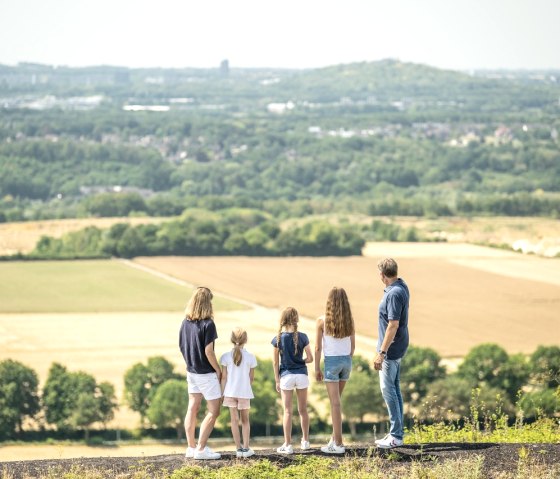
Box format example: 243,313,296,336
0,217,169,255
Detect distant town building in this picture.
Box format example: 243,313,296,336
220,59,229,76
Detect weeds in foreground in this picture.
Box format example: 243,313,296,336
3,454,559,479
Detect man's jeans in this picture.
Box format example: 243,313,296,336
379,357,404,440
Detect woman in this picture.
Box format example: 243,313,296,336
179,286,222,460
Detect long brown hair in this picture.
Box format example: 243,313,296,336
276,307,299,354
231,327,248,366
185,287,214,321
324,287,354,338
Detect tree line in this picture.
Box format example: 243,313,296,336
1,343,558,441
25,208,435,259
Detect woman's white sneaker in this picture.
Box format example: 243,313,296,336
276,443,294,454
321,442,345,454
185,446,195,458
300,440,311,450
376,434,404,449
242,447,255,458
194,446,221,460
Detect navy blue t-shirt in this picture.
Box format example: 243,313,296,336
179,317,218,374
271,331,309,376
377,278,410,360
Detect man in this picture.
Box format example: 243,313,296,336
373,258,409,449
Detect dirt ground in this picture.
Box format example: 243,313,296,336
1,443,559,479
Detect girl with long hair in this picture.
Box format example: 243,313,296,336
271,307,313,454
220,327,257,458
179,287,222,460
314,287,355,454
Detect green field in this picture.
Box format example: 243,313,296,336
0,260,245,313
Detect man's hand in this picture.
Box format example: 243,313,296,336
373,352,385,371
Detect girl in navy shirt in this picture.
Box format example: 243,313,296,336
271,307,313,454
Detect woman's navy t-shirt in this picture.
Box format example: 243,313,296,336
271,331,309,377
179,317,218,374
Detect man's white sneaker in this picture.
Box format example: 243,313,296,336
276,443,294,454
300,440,311,450
194,446,221,460
376,435,403,449
242,448,255,458
320,442,345,454
374,434,390,446
185,446,195,458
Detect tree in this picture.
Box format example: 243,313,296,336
43,363,117,437
457,343,529,402
420,375,513,421
250,359,280,436
401,346,446,410
123,356,181,426
519,388,560,419
341,370,385,436
0,360,40,438
147,379,188,439
529,345,560,389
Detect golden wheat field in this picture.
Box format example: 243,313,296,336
134,243,560,358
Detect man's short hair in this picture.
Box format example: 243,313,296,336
378,258,398,278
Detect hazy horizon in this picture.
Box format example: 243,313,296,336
1,0,559,72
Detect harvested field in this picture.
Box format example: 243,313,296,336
135,243,560,357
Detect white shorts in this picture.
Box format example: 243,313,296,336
186,372,222,400
280,373,309,390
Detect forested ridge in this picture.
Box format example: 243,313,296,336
1,60,559,224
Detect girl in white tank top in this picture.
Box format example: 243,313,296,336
314,287,355,454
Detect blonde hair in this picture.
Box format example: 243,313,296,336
231,327,248,366
378,258,398,278
325,287,354,338
276,307,299,354
185,287,214,321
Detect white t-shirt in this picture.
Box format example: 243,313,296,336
220,349,257,399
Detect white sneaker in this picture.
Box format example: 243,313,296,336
276,443,294,454
374,434,390,446
185,446,195,458
194,446,221,460
376,434,403,449
236,448,244,458
300,440,311,450
321,442,345,454
242,448,255,458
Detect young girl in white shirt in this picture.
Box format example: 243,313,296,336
220,327,258,458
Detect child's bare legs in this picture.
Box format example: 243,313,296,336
229,407,241,449
197,398,221,449
240,409,251,448
280,389,294,445
325,381,345,445
296,388,309,442
184,393,203,448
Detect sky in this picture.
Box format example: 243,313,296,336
1,0,559,71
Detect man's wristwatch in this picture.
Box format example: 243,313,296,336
380,350,387,356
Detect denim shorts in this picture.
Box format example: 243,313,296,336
324,355,352,382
